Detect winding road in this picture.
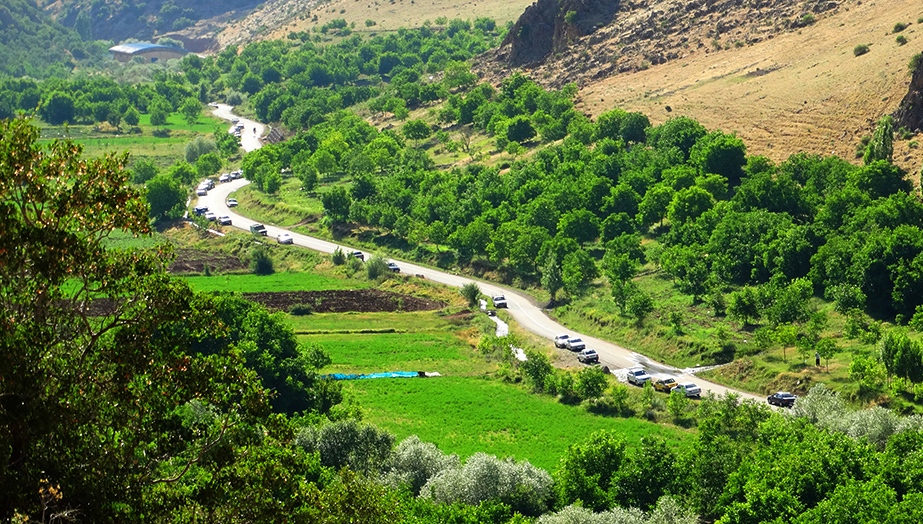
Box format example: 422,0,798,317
200,105,763,403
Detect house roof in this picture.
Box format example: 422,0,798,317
108,42,188,55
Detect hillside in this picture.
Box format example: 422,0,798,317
481,0,923,175
0,0,95,77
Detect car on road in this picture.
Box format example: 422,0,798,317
217,216,232,225
671,382,702,398
387,262,400,273
554,334,570,348
231,118,239,124
653,377,679,393
350,251,364,261
196,187,208,196
767,391,797,407
250,223,267,236
192,206,208,216
204,212,216,221
577,349,599,364
208,102,218,108
627,367,652,386
219,173,231,183
277,233,294,245
492,295,508,308
230,170,243,179
227,198,238,207
565,337,586,351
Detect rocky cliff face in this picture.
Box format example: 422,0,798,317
894,57,923,133
499,0,621,66
486,0,845,88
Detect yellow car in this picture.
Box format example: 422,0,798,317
653,378,679,393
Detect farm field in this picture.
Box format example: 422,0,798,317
182,271,369,293
347,376,690,472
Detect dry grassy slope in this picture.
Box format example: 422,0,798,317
214,0,534,48
576,0,923,177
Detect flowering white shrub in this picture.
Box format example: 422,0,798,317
380,435,459,495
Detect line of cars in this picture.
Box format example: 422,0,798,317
192,205,231,226
554,334,599,364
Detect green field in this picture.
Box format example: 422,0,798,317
182,271,369,293
347,376,690,472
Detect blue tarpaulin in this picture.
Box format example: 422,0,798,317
324,371,421,380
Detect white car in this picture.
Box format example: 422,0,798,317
671,382,702,398
492,295,508,308
565,337,586,351
204,212,216,221
554,334,570,348
387,262,400,273
577,349,599,364
277,233,294,244
217,216,232,225
226,199,238,207
219,173,230,183
196,187,207,196
627,367,652,386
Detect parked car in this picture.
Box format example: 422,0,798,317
219,173,231,183
195,187,208,196
231,169,243,179
387,262,400,273
350,251,365,261
577,349,599,364
277,233,294,245
554,334,571,348
204,212,217,221
249,223,267,236
217,216,232,225
231,118,239,124
565,337,586,351
492,295,508,308
653,378,679,393
767,391,797,407
671,382,702,398
627,367,652,386
227,198,238,207
192,206,208,216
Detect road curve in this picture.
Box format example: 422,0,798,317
199,105,763,403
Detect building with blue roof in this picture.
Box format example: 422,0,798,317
109,43,189,63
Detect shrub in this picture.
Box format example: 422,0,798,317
897,35,908,46
894,22,908,33
366,255,391,280
331,248,347,265
853,44,870,56
801,13,815,25
289,303,313,315
249,245,274,275
910,52,923,72
460,282,481,308
380,436,459,496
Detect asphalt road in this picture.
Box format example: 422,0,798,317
199,104,764,403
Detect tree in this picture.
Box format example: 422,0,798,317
619,112,650,143
322,186,352,222
295,160,319,191
864,115,894,165
130,158,159,184
403,119,431,145
638,184,675,231
185,136,217,164
668,186,715,224
728,286,761,327
576,367,609,399
689,131,747,185
145,173,185,220
506,115,536,143
195,151,222,179
558,209,600,245
627,291,655,325
0,118,268,520
541,254,564,304
555,430,628,511
521,350,554,392
39,91,75,125
460,282,481,308
179,97,201,125
124,106,140,127
563,249,600,297
815,337,839,372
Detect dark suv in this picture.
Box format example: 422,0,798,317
767,391,797,407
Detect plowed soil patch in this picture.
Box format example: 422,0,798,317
242,289,445,313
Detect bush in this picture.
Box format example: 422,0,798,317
460,282,481,307
289,303,314,315
366,256,391,280
332,248,347,265
894,22,908,33
897,35,908,46
249,245,274,275
910,52,923,72
853,44,870,57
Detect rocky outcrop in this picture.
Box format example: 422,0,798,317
485,0,846,89
894,56,923,133
500,0,621,66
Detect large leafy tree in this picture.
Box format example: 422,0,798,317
0,118,269,520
